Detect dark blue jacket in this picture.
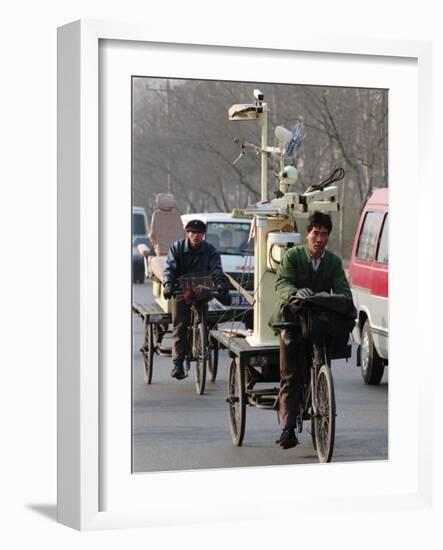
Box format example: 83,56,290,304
163,238,228,288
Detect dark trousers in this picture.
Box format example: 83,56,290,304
278,335,310,430
171,296,191,362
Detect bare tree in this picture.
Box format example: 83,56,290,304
132,78,388,258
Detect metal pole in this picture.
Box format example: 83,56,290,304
260,107,268,201
249,105,277,345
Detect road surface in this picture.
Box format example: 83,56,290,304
132,281,388,473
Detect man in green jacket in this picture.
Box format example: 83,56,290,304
272,211,352,449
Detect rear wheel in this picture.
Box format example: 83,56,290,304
194,320,207,395
314,364,336,463
227,358,246,446
361,320,385,385
308,378,316,450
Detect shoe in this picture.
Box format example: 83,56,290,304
275,428,299,449
170,363,186,380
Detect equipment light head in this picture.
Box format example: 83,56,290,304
253,89,264,102
280,165,299,186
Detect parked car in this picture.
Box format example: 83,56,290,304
181,212,254,309
132,206,153,284
133,206,148,238
348,188,388,384
132,236,153,284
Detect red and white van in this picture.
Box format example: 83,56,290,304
348,188,388,385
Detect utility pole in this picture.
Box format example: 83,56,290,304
165,79,172,194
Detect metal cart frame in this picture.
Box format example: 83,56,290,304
210,329,281,446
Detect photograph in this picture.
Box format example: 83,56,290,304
1,0,439,543
131,77,389,473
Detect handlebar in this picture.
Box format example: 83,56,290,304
273,293,356,344
271,321,297,329
170,287,224,301
171,290,225,297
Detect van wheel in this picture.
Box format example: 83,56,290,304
360,320,384,385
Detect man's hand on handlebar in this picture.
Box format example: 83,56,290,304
163,284,173,300
294,287,315,300
216,285,229,297
164,281,228,301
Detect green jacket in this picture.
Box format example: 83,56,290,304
269,245,352,326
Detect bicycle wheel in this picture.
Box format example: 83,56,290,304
208,337,219,382
142,322,154,384
194,318,207,395
313,364,336,463
227,357,246,446
303,383,316,450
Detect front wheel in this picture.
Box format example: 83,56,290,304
194,321,207,395
314,364,336,463
361,320,385,385
227,358,246,446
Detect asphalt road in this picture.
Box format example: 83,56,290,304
132,281,388,473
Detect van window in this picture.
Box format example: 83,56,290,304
133,212,147,235
376,214,389,264
205,222,253,255
356,211,384,261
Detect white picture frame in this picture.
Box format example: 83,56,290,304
58,19,435,532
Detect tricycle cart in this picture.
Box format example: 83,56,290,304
133,297,251,394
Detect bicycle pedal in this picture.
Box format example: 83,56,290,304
226,396,239,404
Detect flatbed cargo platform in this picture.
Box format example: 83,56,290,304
209,329,279,362
132,300,251,325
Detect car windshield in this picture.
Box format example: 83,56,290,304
205,222,253,255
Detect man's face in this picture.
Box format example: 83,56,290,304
305,225,329,258
187,230,205,249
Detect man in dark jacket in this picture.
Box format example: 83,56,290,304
163,219,229,380
272,211,353,449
